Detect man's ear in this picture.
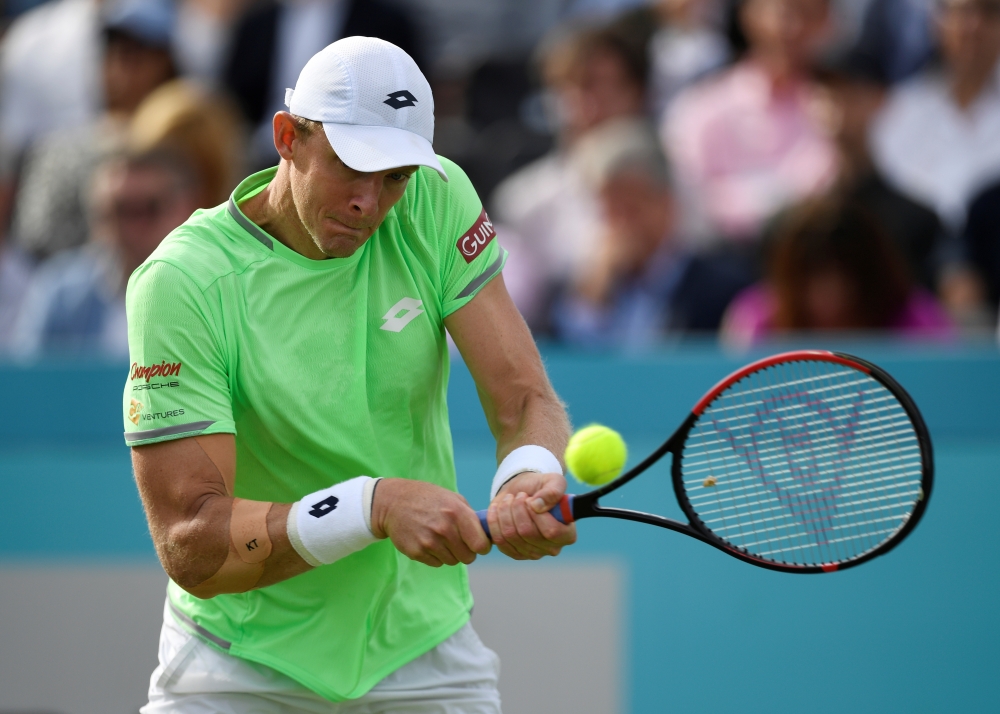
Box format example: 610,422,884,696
273,112,298,161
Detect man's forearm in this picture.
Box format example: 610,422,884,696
153,493,310,599
492,384,570,468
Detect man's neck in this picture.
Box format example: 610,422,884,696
836,142,876,185
951,61,998,111
747,52,803,93
239,164,327,260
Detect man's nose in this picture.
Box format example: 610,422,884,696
349,177,381,216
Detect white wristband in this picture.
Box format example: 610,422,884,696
490,445,563,501
287,476,382,567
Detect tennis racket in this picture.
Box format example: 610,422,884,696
476,350,933,573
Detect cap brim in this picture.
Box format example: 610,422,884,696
321,124,448,182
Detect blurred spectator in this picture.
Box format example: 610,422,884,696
9,0,177,260
0,0,102,245
10,151,200,357
174,0,252,85
663,0,837,244
0,0,101,165
551,120,753,347
647,0,730,120
492,24,647,329
811,48,944,290
129,79,247,208
0,238,33,352
853,0,935,84
721,197,953,348
607,0,730,120
871,0,1000,231
962,180,1000,314
223,0,426,169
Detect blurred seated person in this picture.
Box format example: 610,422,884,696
962,179,1000,317
174,0,253,85
662,0,836,244
872,0,1000,232
10,151,200,357
223,0,425,169
721,197,953,349
0,235,33,353
811,47,944,291
128,79,248,209
9,0,177,260
492,24,648,329
0,0,102,167
551,120,754,348
853,0,936,85
609,0,730,121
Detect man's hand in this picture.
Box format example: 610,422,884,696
371,478,492,567
488,471,577,560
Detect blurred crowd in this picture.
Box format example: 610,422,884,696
1,0,1000,357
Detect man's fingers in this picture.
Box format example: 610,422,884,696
529,479,567,514
526,504,578,547
511,494,569,557
488,500,526,560
504,494,549,559
406,548,444,568
457,509,492,557
493,494,544,559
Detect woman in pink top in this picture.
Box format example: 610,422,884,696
663,0,837,244
722,196,955,348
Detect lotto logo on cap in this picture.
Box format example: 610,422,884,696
285,36,447,182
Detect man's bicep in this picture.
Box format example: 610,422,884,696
124,261,235,447
132,434,236,589
445,274,547,417
131,435,232,538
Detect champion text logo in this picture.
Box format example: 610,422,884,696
456,208,496,264
381,297,425,333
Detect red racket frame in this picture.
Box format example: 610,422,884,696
556,350,934,574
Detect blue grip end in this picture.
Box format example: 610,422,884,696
476,509,491,539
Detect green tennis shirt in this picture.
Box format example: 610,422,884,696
122,158,506,700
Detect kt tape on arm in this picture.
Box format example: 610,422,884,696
187,499,274,598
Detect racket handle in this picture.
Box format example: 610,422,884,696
476,494,575,540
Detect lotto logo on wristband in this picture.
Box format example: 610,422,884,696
308,496,339,518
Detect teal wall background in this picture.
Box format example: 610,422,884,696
1,342,998,712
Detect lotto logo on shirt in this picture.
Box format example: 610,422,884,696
130,360,182,382
456,208,496,264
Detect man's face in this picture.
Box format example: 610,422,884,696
937,0,1000,79
288,129,416,259
103,34,174,115
555,48,644,136
812,79,885,154
92,162,195,267
599,169,674,265
742,0,830,69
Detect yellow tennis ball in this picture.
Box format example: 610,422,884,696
565,425,628,486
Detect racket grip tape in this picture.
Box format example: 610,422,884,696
476,494,575,540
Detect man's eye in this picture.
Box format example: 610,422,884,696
389,172,408,181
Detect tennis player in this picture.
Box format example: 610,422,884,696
125,37,575,713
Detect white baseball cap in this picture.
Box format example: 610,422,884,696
284,36,447,182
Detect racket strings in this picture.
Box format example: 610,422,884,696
681,360,923,567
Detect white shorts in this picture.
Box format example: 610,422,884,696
143,599,502,714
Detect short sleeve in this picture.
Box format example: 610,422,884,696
123,261,236,446
417,158,507,317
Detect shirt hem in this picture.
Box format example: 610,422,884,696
442,249,508,318
124,420,236,447
172,601,473,702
